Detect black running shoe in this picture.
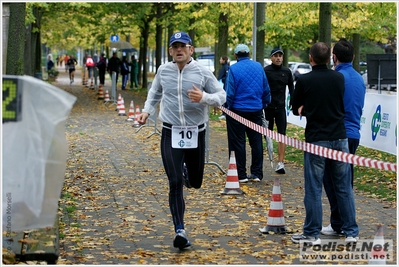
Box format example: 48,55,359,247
173,229,191,250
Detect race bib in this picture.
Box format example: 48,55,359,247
171,126,198,149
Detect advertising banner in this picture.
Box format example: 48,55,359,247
286,90,397,155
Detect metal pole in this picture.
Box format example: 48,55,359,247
377,60,381,94
94,67,98,89
111,71,117,105
136,106,162,138
205,108,226,174
252,3,257,60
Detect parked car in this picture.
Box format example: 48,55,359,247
288,61,299,69
289,62,312,81
196,59,215,73
229,59,270,67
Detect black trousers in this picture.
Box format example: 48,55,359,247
160,126,206,231
226,109,264,180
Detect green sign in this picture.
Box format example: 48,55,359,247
2,78,22,123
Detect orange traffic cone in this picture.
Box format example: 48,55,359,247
118,97,126,116
89,78,94,89
220,151,244,195
369,224,387,265
127,100,135,121
104,89,111,103
97,85,104,100
259,177,287,234
133,105,141,127
116,94,122,111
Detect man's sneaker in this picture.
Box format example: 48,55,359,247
218,115,226,120
247,174,261,182
291,233,321,245
345,236,359,243
183,164,192,188
321,224,338,236
239,178,248,183
275,162,285,174
70,80,73,85
173,229,191,249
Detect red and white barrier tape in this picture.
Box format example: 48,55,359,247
219,106,396,172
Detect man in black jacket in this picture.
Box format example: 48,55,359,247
107,52,120,88
264,48,294,174
290,42,359,245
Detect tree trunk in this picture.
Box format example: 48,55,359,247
30,7,42,74
255,3,265,65
6,3,26,75
155,3,162,72
140,20,150,89
353,33,360,72
167,24,174,62
188,18,196,48
215,10,228,77
318,3,332,65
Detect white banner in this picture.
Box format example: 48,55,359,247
286,91,397,155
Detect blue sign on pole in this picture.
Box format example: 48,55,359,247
110,34,119,42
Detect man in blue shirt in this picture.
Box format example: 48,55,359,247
321,38,366,237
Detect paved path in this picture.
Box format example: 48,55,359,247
53,67,396,265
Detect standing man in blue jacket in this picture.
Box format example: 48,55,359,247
225,44,271,182
321,38,365,237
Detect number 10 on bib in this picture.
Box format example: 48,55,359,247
171,126,198,149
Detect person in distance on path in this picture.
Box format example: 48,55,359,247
66,55,77,84
137,32,226,250
217,55,230,120
107,52,120,89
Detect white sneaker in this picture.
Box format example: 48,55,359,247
247,174,261,182
321,224,345,236
218,115,226,120
345,236,359,243
275,162,285,174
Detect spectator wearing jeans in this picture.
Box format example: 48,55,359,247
321,38,365,237
290,42,359,245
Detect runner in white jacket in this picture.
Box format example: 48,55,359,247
137,32,226,250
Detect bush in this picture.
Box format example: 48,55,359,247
48,67,59,77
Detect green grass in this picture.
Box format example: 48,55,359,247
284,124,396,202
209,115,396,202
65,205,77,214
